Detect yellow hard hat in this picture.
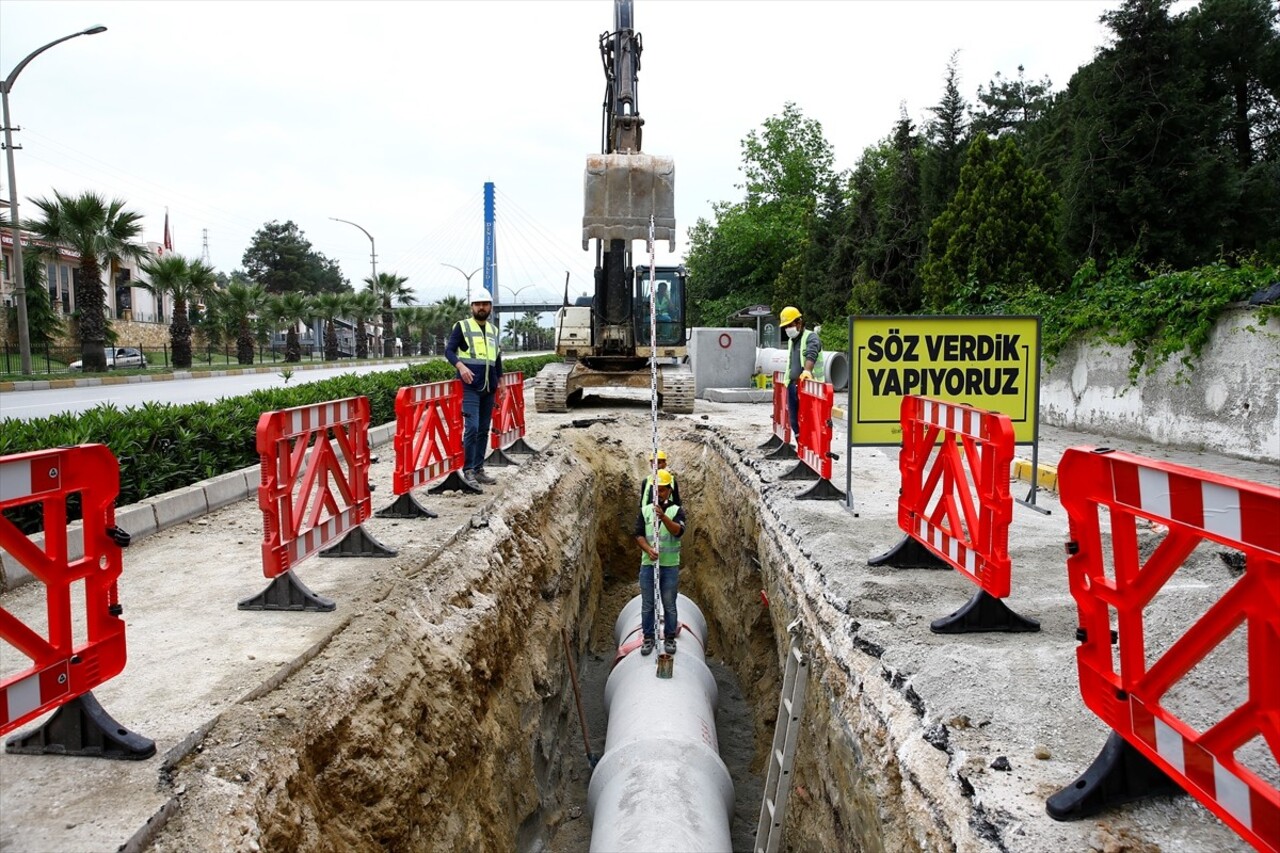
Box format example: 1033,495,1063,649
655,469,674,487
649,449,667,461
780,306,802,326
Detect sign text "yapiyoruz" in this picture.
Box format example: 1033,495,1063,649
848,316,1041,446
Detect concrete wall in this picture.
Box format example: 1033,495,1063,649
1039,305,1280,463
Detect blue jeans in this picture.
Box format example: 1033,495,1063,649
461,387,495,471
639,564,679,640
787,380,801,437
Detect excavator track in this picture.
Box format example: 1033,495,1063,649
535,362,573,413
659,364,695,414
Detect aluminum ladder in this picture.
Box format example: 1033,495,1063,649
754,619,809,853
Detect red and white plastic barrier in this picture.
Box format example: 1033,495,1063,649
871,395,1036,633
490,372,526,453
391,380,464,495
0,445,152,758
1050,447,1280,849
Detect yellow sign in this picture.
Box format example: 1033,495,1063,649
847,315,1041,446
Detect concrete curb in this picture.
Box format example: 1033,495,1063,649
0,422,399,593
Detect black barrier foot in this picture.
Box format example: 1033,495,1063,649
930,589,1041,633
319,525,397,558
375,491,438,520
1047,730,1184,820
429,471,482,495
797,478,846,501
758,434,783,450
766,442,798,460
781,461,819,481
238,571,336,611
484,448,521,468
868,535,951,569
504,437,539,455
5,691,156,760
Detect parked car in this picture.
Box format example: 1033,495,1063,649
69,347,149,372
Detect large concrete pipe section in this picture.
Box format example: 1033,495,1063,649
587,594,734,852
756,347,849,391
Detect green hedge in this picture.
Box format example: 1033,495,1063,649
1,356,557,533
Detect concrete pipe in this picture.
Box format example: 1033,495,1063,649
755,347,849,391
587,593,734,852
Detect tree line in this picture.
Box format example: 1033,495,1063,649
5,203,549,371
686,0,1279,370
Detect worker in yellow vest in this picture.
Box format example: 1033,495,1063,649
446,288,503,491
633,469,686,656
780,305,823,441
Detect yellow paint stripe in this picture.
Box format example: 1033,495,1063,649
1014,458,1059,493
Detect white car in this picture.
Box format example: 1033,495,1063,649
69,347,149,372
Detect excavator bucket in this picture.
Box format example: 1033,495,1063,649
582,153,676,250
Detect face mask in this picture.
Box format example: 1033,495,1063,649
785,327,800,340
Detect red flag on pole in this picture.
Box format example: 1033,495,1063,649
162,208,172,254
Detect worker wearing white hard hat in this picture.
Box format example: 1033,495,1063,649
446,287,503,491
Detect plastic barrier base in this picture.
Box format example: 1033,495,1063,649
930,589,1041,634
868,534,951,569
429,471,483,495
238,571,336,612
504,437,539,455
781,461,819,481
5,691,156,760
1046,729,1184,820
797,478,846,502
375,492,439,520
485,448,522,468
319,525,397,558
766,442,798,460
758,435,784,450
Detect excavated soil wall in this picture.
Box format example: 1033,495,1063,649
149,421,937,852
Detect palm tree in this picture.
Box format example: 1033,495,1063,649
141,254,216,368
267,292,312,362
311,291,352,361
395,306,423,355
363,272,415,357
25,191,147,372
214,281,266,364
348,291,382,360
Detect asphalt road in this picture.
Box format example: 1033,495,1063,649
0,361,438,421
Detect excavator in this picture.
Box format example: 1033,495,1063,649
534,0,695,414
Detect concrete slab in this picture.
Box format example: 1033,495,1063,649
199,469,255,511
143,484,209,528
704,388,772,403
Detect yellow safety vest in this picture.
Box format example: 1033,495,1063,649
640,504,682,567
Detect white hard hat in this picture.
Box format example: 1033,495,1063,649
472,288,494,304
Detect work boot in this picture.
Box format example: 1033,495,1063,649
640,637,655,656
664,638,677,655
473,468,497,485
461,470,483,492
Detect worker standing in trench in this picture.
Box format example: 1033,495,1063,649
633,469,686,656
639,449,682,508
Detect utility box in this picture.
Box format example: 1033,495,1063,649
688,327,757,398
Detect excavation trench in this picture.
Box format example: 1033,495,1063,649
150,421,910,852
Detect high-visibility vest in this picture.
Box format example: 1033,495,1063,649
640,503,682,567
788,328,824,382
456,318,500,389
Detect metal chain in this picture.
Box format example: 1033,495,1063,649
646,216,664,641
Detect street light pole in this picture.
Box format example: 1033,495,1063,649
441,263,481,304
2,25,107,376
329,217,380,353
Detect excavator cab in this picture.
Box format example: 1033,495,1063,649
634,266,687,351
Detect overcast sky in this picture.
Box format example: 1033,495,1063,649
2,1,1118,306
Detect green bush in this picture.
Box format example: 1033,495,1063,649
1,356,557,534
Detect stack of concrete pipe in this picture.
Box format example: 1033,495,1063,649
755,348,849,390
587,594,734,852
